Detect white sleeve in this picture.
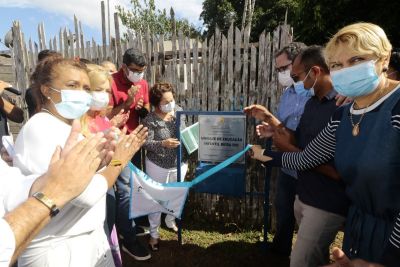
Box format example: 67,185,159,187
69,174,108,208
0,159,38,214
0,219,16,266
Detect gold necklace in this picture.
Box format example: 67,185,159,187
349,103,371,136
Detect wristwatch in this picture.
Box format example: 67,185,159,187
32,192,60,217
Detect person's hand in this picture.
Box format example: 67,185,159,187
111,125,148,168
0,80,12,96
335,94,353,106
244,104,271,121
0,147,13,166
32,128,107,207
256,122,274,139
162,138,180,149
272,127,296,151
249,145,272,162
135,98,144,110
321,248,384,267
110,109,130,128
126,85,140,107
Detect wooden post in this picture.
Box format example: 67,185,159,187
74,15,80,57
177,30,185,104
114,12,122,66
192,38,199,110
242,24,250,107
221,35,228,111
79,21,85,57
59,29,64,57
145,26,152,85
257,31,266,104
249,45,257,105
227,24,234,111
200,39,208,111
234,27,242,110
207,35,214,111
63,28,69,58
185,36,192,110
69,30,75,58
213,28,221,111
101,1,107,60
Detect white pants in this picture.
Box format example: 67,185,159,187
145,158,188,239
290,196,345,267
18,226,115,267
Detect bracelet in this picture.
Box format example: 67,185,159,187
110,159,122,167
32,192,60,217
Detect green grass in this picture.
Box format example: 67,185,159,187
120,220,344,267
121,222,290,267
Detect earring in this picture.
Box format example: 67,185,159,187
47,96,50,99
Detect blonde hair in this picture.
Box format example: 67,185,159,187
325,22,392,62
86,64,111,92
81,64,112,136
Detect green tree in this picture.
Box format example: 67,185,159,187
293,0,400,47
117,0,201,39
200,0,298,41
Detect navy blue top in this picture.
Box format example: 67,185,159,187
295,90,349,216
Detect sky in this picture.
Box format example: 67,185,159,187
0,0,204,51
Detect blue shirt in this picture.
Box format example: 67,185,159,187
276,86,310,178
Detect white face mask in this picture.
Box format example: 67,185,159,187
90,91,110,111
160,101,175,113
127,70,144,83
278,69,294,87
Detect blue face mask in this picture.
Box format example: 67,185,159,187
49,88,92,119
293,69,315,97
331,60,380,97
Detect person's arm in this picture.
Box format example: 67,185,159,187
251,117,339,171
272,127,341,180
2,125,106,265
0,97,24,123
382,212,400,267
142,118,162,152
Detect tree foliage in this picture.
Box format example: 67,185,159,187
293,0,400,47
200,0,298,41
200,0,400,47
117,0,201,39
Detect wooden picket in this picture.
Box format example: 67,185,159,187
9,6,292,227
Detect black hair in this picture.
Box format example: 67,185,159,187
297,45,330,73
389,49,400,72
275,42,307,61
38,50,62,62
122,48,147,67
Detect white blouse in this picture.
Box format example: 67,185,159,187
13,112,108,241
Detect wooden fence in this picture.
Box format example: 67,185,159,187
10,5,292,228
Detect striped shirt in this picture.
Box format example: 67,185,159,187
265,87,400,170
390,214,400,248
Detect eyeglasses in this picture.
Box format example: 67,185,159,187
276,62,292,73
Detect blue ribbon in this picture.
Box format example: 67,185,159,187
164,145,252,188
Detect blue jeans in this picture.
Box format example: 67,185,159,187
272,171,297,256
115,152,142,245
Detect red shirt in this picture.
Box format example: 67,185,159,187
110,69,149,133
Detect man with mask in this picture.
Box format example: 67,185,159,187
109,49,151,261
257,42,309,258
270,45,348,267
